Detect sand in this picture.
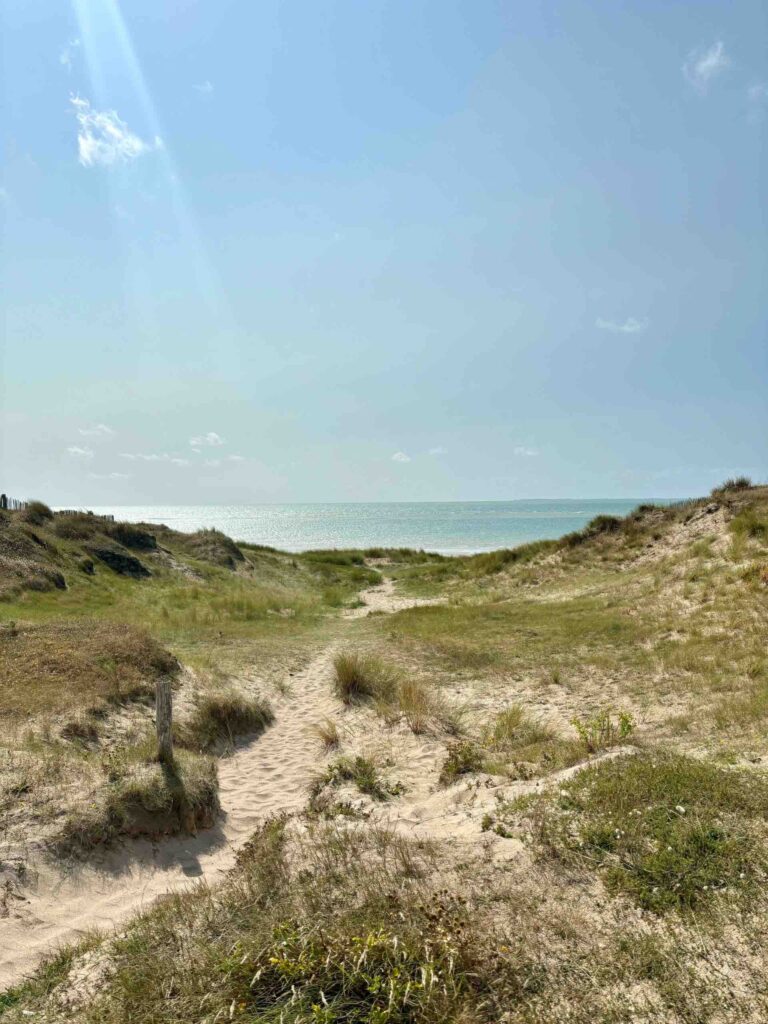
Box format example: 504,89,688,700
0,579,441,989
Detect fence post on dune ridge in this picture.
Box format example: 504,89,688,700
156,677,174,765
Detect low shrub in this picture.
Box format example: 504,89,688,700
107,523,158,551
57,744,218,852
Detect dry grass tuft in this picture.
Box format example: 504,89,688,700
177,690,274,753
311,717,341,750
332,652,399,705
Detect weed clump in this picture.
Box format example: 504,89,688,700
439,740,485,784
570,708,635,753
311,755,404,805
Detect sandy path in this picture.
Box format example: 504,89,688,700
0,647,340,988
344,575,444,618
0,578,437,989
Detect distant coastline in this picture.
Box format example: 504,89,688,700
78,499,678,555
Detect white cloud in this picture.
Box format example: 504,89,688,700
88,471,130,480
428,446,447,456
683,41,728,93
0,187,8,204
66,445,94,459
78,423,114,437
119,452,189,466
60,38,80,72
513,446,539,458
391,452,411,463
190,431,225,450
194,80,214,95
226,454,245,462
70,96,160,168
596,317,648,334
204,459,221,467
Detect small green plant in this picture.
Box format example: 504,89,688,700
439,740,485,785
571,708,634,754
311,755,403,803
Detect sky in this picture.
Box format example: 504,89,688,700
1,0,766,504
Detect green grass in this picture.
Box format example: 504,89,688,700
516,751,768,913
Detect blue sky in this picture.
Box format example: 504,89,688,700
2,0,766,504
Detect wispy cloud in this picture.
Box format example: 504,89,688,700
190,431,224,450
596,316,648,334
88,471,130,480
0,187,8,205
66,445,94,459
194,80,214,95
391,452,411,463
70,96,161,168
59,37,80,73
513,445,538,458
226,454,245,462
78,423,114,437
428,446,447,456
119,453,190,466
683,41,728,93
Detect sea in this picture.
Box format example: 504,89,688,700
85,500,673,555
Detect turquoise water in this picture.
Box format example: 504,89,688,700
87,500,671,555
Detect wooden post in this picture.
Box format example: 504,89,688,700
156,677,174,765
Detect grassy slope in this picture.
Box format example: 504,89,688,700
0,510,386,851
3,483,768,1022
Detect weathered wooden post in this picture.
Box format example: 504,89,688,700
156,677,174,765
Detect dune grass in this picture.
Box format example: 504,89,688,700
176,690,274,752
333,650,460,734
513,751,768,914
332,651,399,704
0,619,177,718
440,706,634,785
